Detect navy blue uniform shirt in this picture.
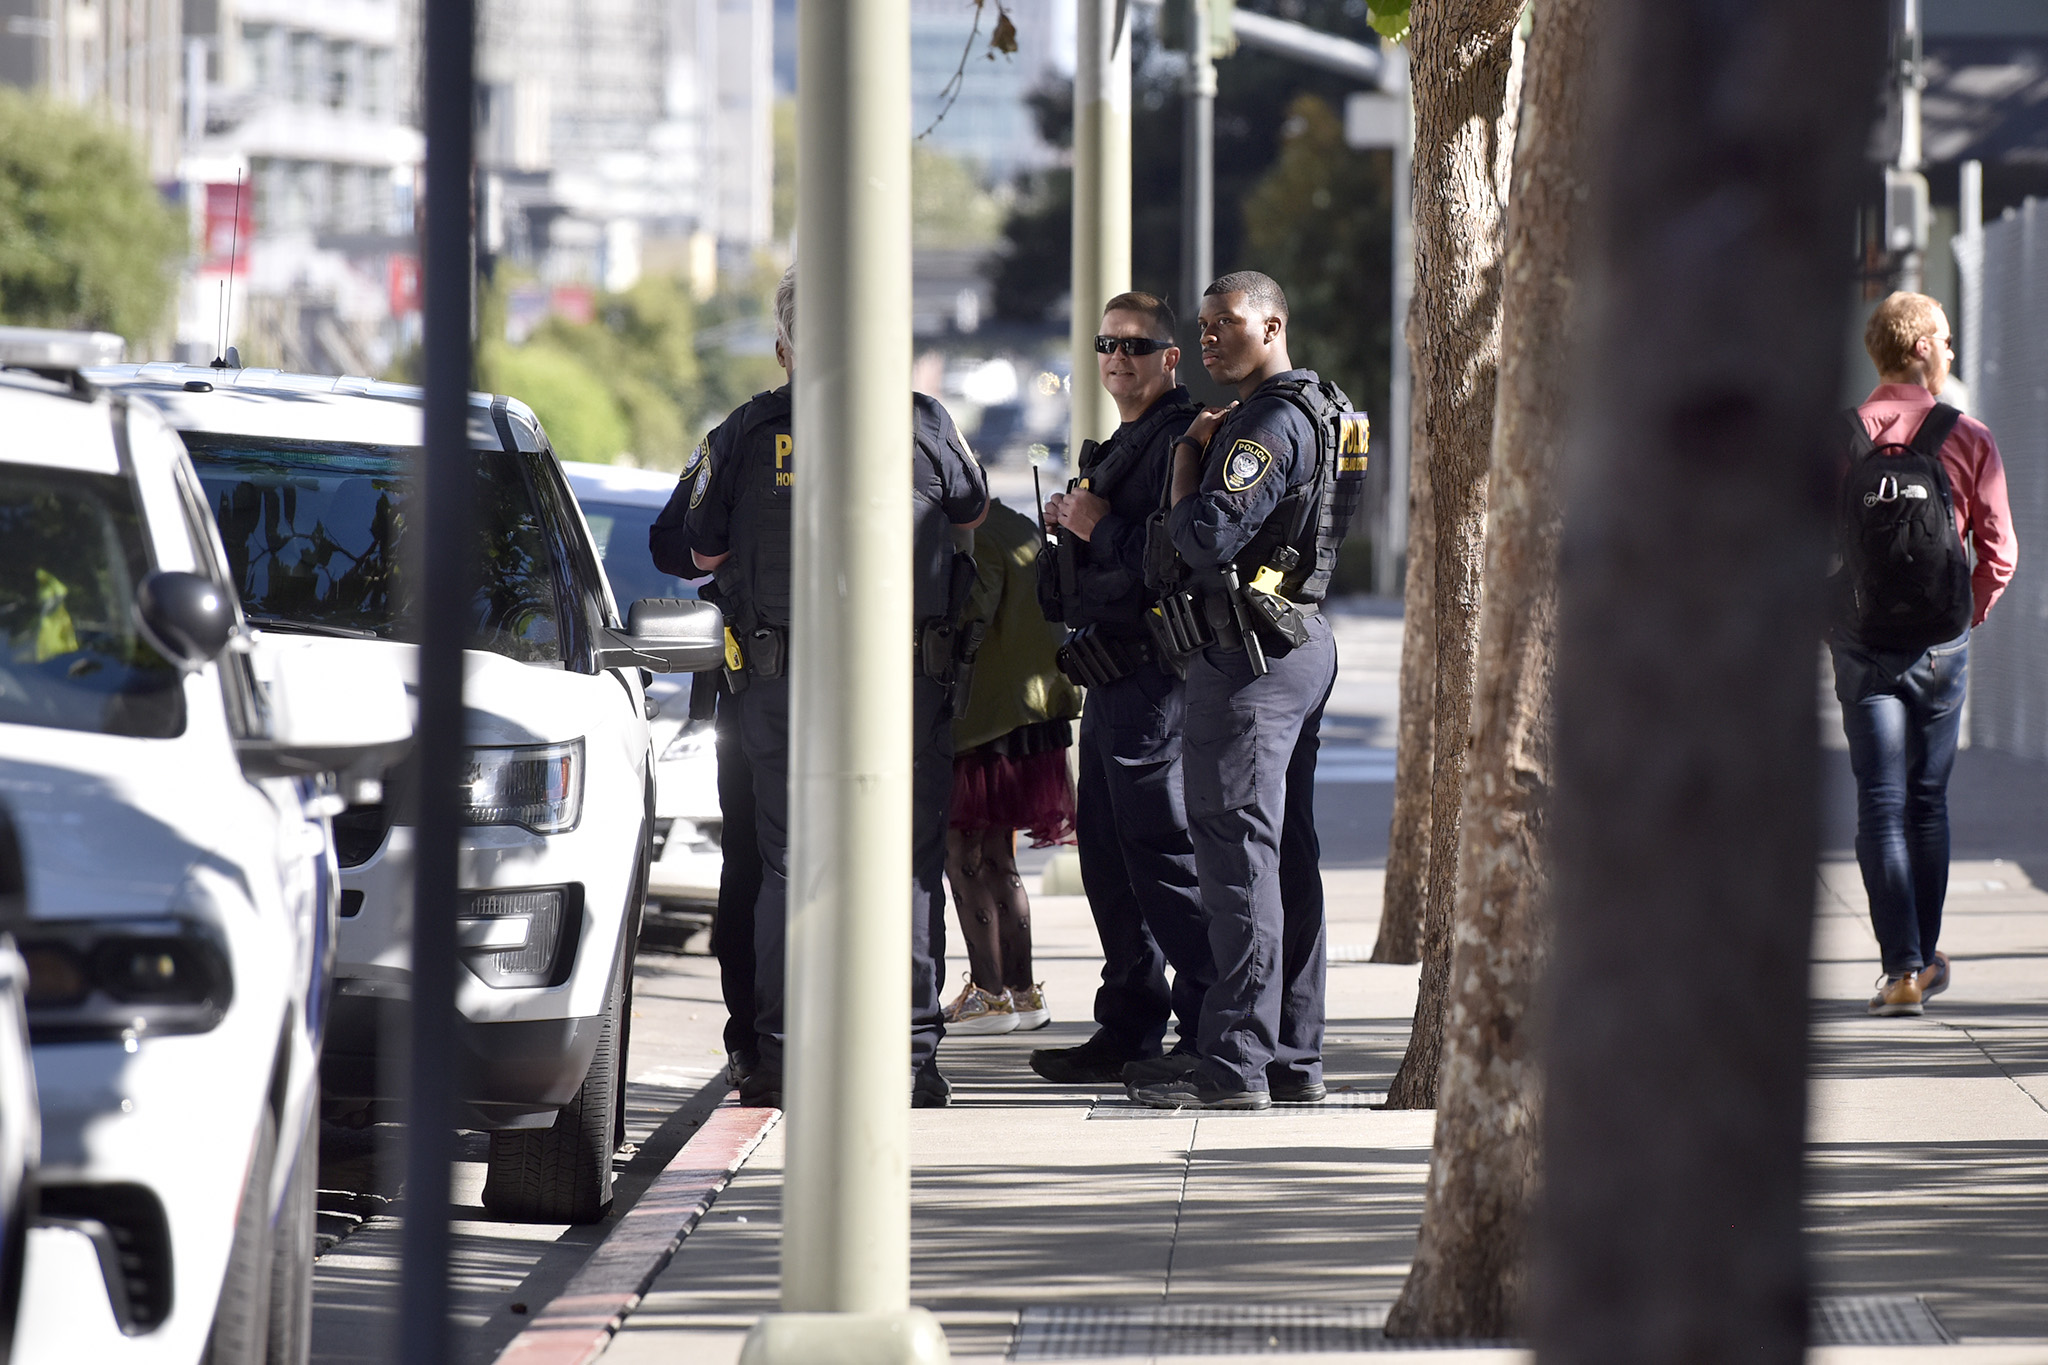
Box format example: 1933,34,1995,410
657,388,987,621
1166,369,1321,574
1065,385,1197,631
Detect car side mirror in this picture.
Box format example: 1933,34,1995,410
596,598,724,673
134,571,235,672
236,636,415,780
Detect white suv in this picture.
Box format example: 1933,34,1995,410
0,363,407,1364
89,364,721,1224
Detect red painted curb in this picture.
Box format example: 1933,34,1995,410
494,1099,781,1365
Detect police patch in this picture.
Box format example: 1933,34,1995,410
682,438,708,476
1222,438,1272,493
688,451,712,509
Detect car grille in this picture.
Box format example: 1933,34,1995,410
37,1183,174,1333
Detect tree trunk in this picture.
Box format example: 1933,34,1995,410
1385,0,1524,1110
1532,3,1885,1362
1373,298,1433,966
1383,0,1593,1337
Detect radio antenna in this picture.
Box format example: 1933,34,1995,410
213,169,244,369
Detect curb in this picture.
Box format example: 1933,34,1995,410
494,1098,781,1365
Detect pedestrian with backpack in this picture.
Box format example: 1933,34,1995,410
1835,292,2015,1017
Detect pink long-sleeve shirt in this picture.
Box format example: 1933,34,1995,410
1856,383,2017,627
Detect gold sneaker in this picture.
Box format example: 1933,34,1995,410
942,975,1018,1035
1009,983,1051,1031
1868,972,1925,1017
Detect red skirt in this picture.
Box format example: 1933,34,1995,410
951,730,1077,847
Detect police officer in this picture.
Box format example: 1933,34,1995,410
671,265,989,1109
648,526,762,1090
1131,270,1361,1111
1028,291,1216,1085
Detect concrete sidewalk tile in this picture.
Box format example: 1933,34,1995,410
493,1102,778,1365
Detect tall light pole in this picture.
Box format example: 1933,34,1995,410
1181,0,1215,336
1886,0,1929,292
738,1,946,1361
1069,0,1132,464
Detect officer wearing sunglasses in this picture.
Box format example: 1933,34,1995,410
1026,291,1217,1088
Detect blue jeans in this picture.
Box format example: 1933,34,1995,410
1830,632,1969,978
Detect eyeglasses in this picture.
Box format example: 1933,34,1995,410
1094,335,1172,357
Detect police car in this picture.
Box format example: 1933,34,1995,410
0,355,409,1364
559,461,721,937
87,363,722,1225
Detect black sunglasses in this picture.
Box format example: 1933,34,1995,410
1094,335,1172,357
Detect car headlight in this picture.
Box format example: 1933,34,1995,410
659,719,715,764
463,739,584,835
17,918,234,1043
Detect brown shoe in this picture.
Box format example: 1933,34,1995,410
1868,972,1925,1017
1916,951,1951,1000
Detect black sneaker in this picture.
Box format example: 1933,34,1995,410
738,1069,783,1108
913,1062,952,1109
1270,1078,1327,1104
1122,1051,1202,1088
1130,1076,1271,1111
1029,1033,1146,1085
725,1050,759,1089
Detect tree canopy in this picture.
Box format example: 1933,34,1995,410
0,89,187,345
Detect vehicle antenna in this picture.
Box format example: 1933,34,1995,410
213,170,244,370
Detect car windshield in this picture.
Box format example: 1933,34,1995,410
0,466,185,738
184,435,561,664
575,498,697,611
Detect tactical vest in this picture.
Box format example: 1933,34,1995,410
1234,376,1370,604
1040,391,1201,627
711,388,796,630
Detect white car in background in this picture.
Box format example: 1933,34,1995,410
560,462,722,941
88,365,721,1225
0,359,408,1364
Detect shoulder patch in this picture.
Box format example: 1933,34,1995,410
688,449,713,509
682,438,708,478
1222,438,1273,494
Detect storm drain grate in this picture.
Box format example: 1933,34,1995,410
1086,1094,1386,1119
1811,1294,1955,1345
1007,1297,1955,1357
1009,1305,1500,1357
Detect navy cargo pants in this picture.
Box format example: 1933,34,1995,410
1181,612,1337,1095
742,671,951,1082
709,686,762,1065
1074,664,1214,1055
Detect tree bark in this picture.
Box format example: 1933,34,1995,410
1386,0,1524,1110
1374,299,1433,966
1532,3,1885,1363
1383,0,1593,1337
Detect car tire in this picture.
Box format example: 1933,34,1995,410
265,1098,317,1365
482,948,622,1224
202,1108,278,1365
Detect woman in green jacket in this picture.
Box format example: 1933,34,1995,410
943,498,1082,1035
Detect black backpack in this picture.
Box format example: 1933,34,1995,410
1835,403,1972,652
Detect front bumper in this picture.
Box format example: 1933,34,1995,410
321,989,605,1129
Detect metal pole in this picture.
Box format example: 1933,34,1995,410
398,0,472,1356
1377,48,1413,596
1891,0,1926,292
1181,4,1214,336
740,1,944,1358
1069,0,1132,467
1958,157,1983,393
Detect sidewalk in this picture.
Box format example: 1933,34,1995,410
499,855,2048,1364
